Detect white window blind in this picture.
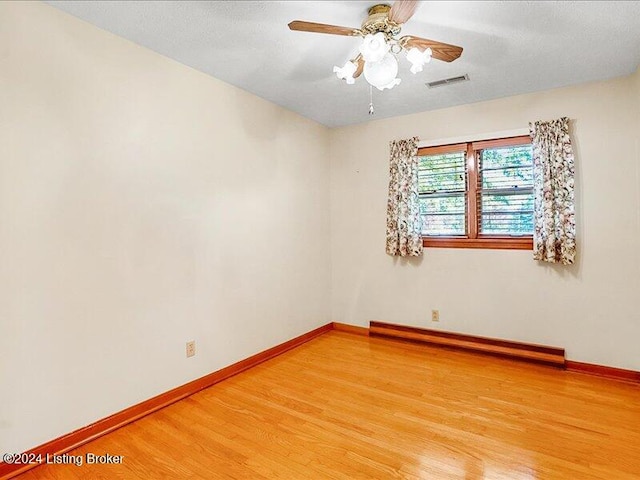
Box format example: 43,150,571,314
418,150,467,236
477,144,534,236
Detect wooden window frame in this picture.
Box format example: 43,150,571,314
419,135,533,250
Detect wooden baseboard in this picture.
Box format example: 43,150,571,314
332,322,369,336
565,360,640,383
0,323,333,480
369,321,566,367
5,321,637,479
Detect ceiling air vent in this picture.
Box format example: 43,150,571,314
426,74,469,88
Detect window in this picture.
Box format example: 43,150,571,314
418,135,533,249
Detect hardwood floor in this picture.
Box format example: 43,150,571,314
14,331,640,479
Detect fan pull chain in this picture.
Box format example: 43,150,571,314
368,85,375,115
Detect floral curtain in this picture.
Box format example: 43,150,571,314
529,117,576,265
386,137,423,257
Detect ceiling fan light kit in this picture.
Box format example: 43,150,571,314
289,1,463,112
347,31,432,91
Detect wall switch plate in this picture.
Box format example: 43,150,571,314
186,340,196,358
431,310,440,322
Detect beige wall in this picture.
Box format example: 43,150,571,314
636,67,640,178
330,71,640,371
636,67,640,287
0,2,330,454
2,0,639,459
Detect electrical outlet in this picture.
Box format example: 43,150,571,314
186,340,196,358
431,310,440,322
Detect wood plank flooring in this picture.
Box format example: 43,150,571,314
14,331,640,479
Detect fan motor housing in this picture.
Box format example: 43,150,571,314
361,4,401,36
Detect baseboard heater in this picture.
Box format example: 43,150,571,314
369,321,566,367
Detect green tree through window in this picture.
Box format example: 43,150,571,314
479,144,533,235
418,151,466,236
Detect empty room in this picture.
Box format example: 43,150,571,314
1,1,640,479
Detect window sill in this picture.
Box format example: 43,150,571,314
422,236,533,250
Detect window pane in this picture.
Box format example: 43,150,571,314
418,150,467,236
481,144,532,170
418,152,466,194
482,166,533,189
481,212,534,235
482,192,534,212
481,209,534,235
420,194,466,236
479,145,533,236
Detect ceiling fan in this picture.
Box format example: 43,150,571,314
288,0,463,93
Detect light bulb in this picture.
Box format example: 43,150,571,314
364,53,400,91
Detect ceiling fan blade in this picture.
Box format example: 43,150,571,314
402,36,463,62
388,0,419,24
288,21,359,36
353,55,364,78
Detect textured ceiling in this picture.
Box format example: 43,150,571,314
47,1,640,128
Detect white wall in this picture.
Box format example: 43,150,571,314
330,71,640,371
0,2,330,454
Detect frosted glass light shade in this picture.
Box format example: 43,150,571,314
378,77,402,90
359,33,390,63
333,60,357,84
364,53,400,91
406,47,432,74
